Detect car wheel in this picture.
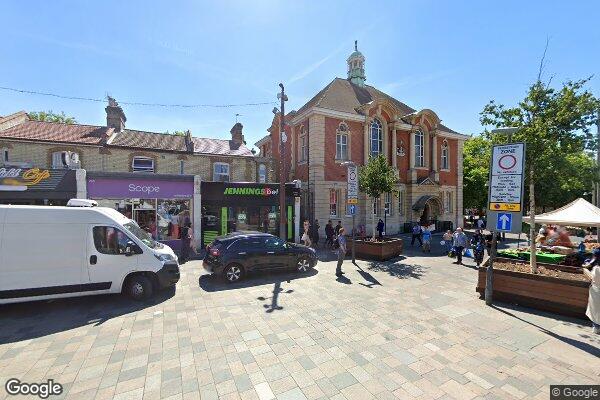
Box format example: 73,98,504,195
126,275,153,300
224,264,244,283
296,257,311,273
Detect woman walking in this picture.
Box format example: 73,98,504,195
583,249,600,334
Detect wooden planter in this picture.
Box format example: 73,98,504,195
476,259,589,319
352,238,403,261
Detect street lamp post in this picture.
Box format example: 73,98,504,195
276,83,288,240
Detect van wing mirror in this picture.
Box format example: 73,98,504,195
125,241,139,256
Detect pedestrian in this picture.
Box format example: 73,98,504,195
422,227,432,252
452,227,468,265
302,220,312,247
180,221,192,263
411,223,423,247
325,220,334,249
312,219,320,248
477,217,485,230
377,219,385,240
336,227,347,276
583,249,600,334
334,220,342,236
442,230,453,254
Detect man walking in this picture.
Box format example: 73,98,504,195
336,227,347,276
411,223,423,247
334,220,342,236
453,227,468,265
325,220,334,249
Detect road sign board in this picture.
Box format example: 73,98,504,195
486,142,525,233
348,204,356,215
496,212,512,231
347,164,358,202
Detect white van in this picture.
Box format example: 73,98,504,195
0,205,180,304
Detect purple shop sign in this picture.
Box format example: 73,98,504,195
87,178,194,199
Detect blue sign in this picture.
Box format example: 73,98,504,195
348,204,356,215
496,212,512,231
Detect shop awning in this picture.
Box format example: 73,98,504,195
412,195,434,211
523,198,600,227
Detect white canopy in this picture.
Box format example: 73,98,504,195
523,198,600,227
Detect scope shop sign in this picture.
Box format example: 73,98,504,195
487,143,526,233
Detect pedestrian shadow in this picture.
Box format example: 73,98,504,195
336,275,352,284
491,303,600,358
0,287,176,345
199,268,318,292
257,281,294,313
353,262,382,288
367,260,428,279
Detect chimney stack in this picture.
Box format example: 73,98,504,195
105,96,126,132
184,130,194,153
230,122,244,146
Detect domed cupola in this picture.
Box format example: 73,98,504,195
347,40,366,87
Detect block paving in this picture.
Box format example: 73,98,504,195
1,244,599,399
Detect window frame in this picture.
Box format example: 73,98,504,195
415,130,425,168
179,160,185,175
384,192,392,216
213,162,230,182
52,150,80,169
1,148,8,163
298,127,307,163
369,119,383,158
441,140,449,170
336,132,348,160
445,191,453,213
92,226,136,255
329,189,338,217
131,156,155,173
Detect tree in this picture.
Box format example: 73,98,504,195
164,130,187,136
481,77,599,272
28,111,76,124
463,135,492,212
358,155,397,238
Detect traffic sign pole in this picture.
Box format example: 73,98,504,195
346,163,358,264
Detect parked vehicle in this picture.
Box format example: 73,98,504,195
203,232,317,282
0,204,180,304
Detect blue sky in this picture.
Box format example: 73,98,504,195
1,0,599,150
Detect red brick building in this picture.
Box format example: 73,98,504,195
257,43,468,234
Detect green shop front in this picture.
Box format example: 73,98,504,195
200,182,298,245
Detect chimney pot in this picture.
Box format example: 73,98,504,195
230,122,244,145
105,96,127,132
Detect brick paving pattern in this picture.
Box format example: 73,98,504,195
1,242,598,399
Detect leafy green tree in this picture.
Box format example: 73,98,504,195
28,110,76,124
164,130,187,136
358,155,397,238
480,77,599,272
463,136,492,212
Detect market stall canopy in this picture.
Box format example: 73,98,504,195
523,198,600,227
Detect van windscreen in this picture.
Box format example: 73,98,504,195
124,221,161,249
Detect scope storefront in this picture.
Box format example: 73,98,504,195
200,181,297,245
87,172,194,252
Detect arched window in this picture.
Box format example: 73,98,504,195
336,123,349,160
415,130,424,167
441,140,449,170
258,164,267,183
369,119,382,158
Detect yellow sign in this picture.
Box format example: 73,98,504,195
0,168,50,186
489,202,521,212
347,198,358,204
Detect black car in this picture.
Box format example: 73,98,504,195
203,232,317,282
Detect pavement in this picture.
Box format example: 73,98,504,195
1,238,599,400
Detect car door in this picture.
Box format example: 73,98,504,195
86,225,140,291
263,237,290,269
229,237,268,272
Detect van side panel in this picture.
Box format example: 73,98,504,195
0,221,86,292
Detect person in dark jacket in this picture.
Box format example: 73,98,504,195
377,219,385,240
325,220,334,249
311,220,320,248
180,222,192,263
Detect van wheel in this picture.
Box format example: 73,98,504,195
223,264,244,283
126,275,153,300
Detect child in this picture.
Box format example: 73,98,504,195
422,227,432,253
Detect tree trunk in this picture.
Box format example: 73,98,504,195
529,167,538,273
372,197,377,239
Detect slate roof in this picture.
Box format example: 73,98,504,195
110,129,186,152
192,137,253,157
0,120,108,145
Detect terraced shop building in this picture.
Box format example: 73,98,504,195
260,43,469,234
0,98,282,250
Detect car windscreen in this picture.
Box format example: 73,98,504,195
124,221,161,249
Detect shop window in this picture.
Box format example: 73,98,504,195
258,164,267,183
213,162,230,182
415,130,425,167
132,156,154,173
1,148,8,163
441,140,449,170
336,132,348,160
384,192,392,216
52,151,80,169
93,226,133,255
370,119,382,158
329,189,339,217
157,200,191,241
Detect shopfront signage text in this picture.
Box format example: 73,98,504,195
223,187,279,196
0,167,51,187
128,184,160,194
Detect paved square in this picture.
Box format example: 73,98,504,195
1,240,599,399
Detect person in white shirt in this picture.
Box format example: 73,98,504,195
583,249,600,334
